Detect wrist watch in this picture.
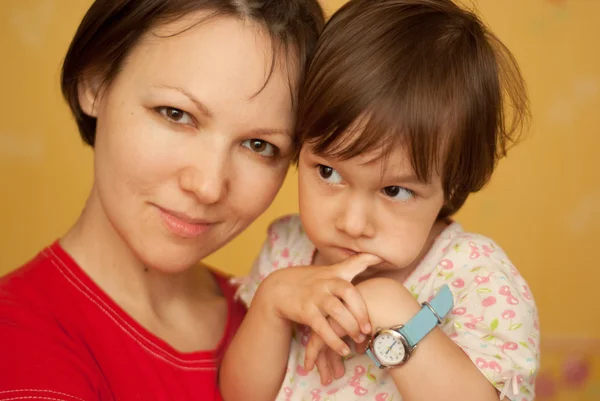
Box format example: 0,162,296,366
366,284,454,369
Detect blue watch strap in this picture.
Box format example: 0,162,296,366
399,285,454,347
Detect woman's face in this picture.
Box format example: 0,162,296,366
80,13,296,272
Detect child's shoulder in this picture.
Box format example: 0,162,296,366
429,221,516,273
261,213,314,266
410,221,534,301
267,213,304,235
265,214,310,250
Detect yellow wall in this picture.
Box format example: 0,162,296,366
1,1,599,398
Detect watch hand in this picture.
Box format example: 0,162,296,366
385,340,397,355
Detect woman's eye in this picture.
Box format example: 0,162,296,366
242,139,278,157
157,107,194,125
383,186,415,201
317,164,343,184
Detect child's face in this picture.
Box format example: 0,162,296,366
298,141,445,275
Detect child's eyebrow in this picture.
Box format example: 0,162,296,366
383,170,433,186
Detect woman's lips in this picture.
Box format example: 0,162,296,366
157,207,214,238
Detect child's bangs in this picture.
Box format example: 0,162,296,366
303,89,453,184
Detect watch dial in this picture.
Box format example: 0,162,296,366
373,332,406,366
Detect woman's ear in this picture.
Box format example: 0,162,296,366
77,74,104,117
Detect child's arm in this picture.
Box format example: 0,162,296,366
356,278,504,401
307,276,539,400
220,254,379,401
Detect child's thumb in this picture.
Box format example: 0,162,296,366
336,253,382,281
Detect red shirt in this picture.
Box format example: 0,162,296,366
0,241,246,400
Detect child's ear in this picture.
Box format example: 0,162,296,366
77,74,104,118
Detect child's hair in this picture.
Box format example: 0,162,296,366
294,0,529,218
61,0,325,147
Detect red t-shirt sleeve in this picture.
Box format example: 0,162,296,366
0,280,99,399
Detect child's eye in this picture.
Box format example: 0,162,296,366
156,107,194,126
317,164,343,184
241,139,278,158
383,186,415,201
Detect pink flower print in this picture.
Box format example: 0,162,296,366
501,342,518,352
482,296,497,307
482,244,494,256
469,242,480,259
349,365,367,390
476,357,489,369
465,322,477,330
476,358,502,373
534,319,539,330
528,337,536,347
296,364,310,376
488,361,503,373
311,389,321,401
354,386,368,396
499,285,511,296
281,247,290,258
272,260,279,269
283,387,293,401
522,285,533,300
452,307,467,316
451,278,465,288
418,273,431,282
475,274,491,285
269,231,279,247
502,310,516,320
375,393,389,401
510,266,519,276
516,375,525,385
439,259,454,270
327,388,340,395
506,295,520,305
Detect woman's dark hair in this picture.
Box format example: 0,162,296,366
62,0,325,146
295,0,529,218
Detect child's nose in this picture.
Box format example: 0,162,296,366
334,196,375,238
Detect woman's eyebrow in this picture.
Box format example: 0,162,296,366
153,84,213,118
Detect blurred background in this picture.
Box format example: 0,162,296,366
1,0,598,398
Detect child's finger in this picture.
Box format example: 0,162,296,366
304,330,327,372
355,336,370,354
328,347,346,379
321,294,364,343
335,253,382,281
309,313,350,357
330,279,372,335
315,350,332,386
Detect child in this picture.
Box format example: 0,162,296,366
221,0,539,400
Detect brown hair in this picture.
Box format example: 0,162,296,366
62,0,325,146
295,0,529,218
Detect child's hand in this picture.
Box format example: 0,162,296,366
306,318,370,385
257,253,381,357
304,318,371,384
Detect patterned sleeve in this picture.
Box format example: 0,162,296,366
232,215,309,307
438,246,540,400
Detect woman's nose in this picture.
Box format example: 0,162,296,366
179,147,229,205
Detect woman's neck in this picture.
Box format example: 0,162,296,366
60,186,219,321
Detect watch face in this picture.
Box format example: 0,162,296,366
372,331,406,366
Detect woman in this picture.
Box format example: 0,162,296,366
0,0,324,399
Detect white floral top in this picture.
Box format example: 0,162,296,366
233,215,540,401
